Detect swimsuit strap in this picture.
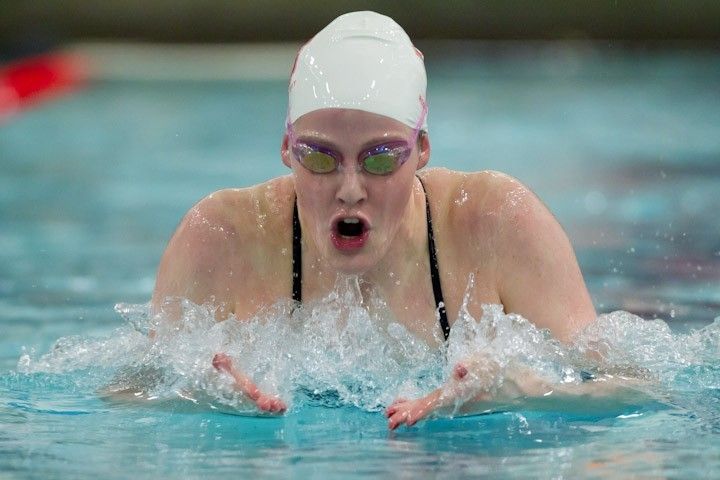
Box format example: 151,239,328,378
417,177,451,342
292,197,302,303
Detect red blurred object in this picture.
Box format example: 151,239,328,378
0,52,88,120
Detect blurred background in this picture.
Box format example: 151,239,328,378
2,0,720,56
1,1,719,363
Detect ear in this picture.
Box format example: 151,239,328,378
281,133,292,168
416,131,430,169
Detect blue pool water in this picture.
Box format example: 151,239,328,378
1,44,720,478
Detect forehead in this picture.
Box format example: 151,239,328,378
292,109,413,140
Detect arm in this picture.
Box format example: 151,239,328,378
212,353,287,413
387,175,607,429
495,179,596,342
387,358,649,429
152,192,239,320
150,190,288,414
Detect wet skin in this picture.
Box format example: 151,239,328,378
212,353,286,413
152,109,597,424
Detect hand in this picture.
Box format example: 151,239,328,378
385,390,442,430
212,353,287,414
385,359,496,430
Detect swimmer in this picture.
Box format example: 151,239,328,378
152,12,597,423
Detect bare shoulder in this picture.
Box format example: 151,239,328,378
419,168,594,341
422,169,572,274
418,167,524,210
152,176,295,312
167,175,294,261
468,172,566,257
424,169,554,236
418,168,535,249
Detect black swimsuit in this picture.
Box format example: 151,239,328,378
291,177,451,341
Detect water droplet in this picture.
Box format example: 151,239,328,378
454,189,469,206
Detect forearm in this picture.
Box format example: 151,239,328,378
387,354,653,429
212,353,287,414
439,361,651,416
227,369,262,401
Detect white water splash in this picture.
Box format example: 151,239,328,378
16,275,720,414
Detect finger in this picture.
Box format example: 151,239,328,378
274,399,287,413
388,410,409,430
385,404,400,417
453,363,468,380
212,354,222,368
212,353,231,371
388,416,400,430
259,396,286,414
406,413,420,427
386,398,410,417
257,398,270,411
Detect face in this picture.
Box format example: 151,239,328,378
282,109,430,274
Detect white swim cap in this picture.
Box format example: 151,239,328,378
288,11,428,131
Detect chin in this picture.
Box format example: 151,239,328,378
332,258,372,276
328,251,377,275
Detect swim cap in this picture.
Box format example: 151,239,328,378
288,11,428,131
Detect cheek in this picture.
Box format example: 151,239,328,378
294,170,335,222
373,175,415,218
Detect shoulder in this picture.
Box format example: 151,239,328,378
418,168,526,211
418,168,539,247
433,169,564,262
152,176,295,308
419,169,595,340
177,175,295,246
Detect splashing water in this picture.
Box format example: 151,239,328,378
16,275,720,416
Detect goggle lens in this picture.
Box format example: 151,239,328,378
293,142,412,175
301,150,336,173
362,152,398,175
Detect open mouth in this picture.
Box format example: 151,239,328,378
336,217,366,237
331,217,369,251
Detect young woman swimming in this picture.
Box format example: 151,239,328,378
152,11,597,427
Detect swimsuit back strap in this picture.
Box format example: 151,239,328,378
417,177,451,342
292,197,302,303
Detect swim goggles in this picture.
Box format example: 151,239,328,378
286,97,427,176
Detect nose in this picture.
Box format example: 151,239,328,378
335,169,367,206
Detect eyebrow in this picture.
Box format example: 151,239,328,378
294,132,409,152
